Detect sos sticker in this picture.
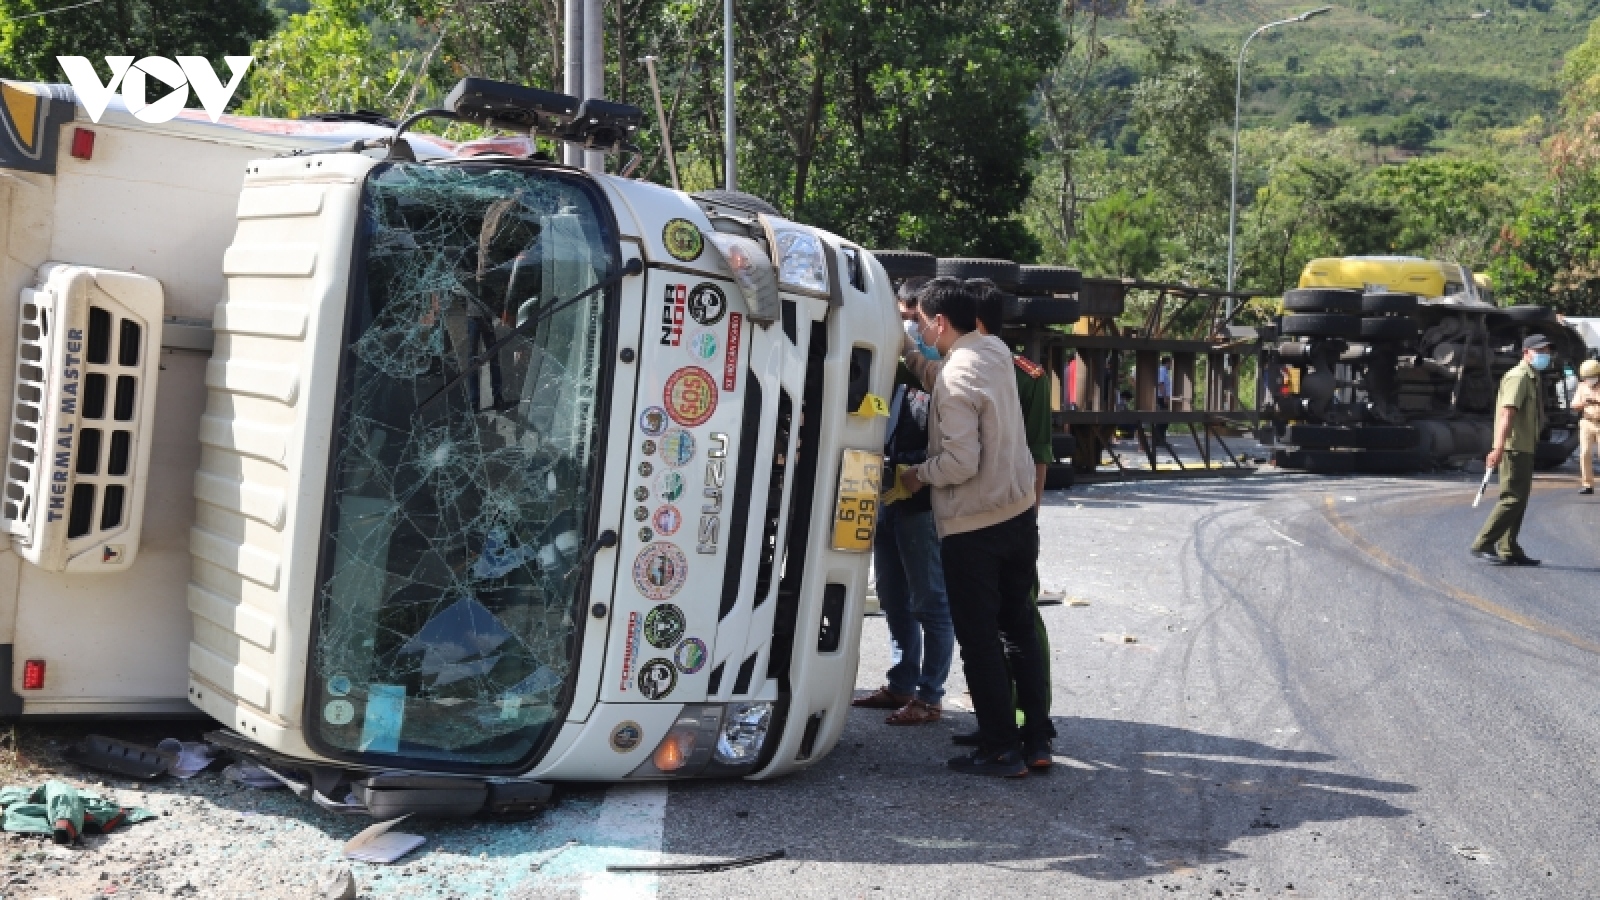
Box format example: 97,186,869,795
664,367,717,427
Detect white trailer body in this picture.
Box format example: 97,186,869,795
0,79,899,785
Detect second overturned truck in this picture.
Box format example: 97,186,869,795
0,76,900,810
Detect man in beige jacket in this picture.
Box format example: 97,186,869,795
900,277,1054,777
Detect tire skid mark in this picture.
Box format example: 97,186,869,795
1318,494,1600,657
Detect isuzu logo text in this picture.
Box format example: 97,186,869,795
698,433,728,554
57,56,253,124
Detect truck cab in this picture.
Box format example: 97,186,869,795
0,77,899,791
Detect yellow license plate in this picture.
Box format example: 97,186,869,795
831,449,881,552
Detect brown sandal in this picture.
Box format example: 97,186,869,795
853,686,914,709
886,699,942,726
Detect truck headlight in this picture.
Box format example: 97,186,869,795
714,701,774,765
772,227,829,295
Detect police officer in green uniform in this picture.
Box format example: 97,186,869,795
1471,334,1552,566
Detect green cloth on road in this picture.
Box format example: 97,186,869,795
0,780,155,843
1473,449,1536,557
1496,361,1543,454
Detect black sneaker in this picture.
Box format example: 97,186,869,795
1581,486,1594,495
1024,739,1054,770
947,747,1028,778
950,730,981,747
1495,554,1542,567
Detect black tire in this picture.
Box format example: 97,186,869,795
1272,448,1356,473
690,189,782,217
1281,313,1362,338
1044,463,1076,490
1017,265,1083,294
1501,304,1556,324
1006,296,1080,325
1283,288,1362,314
1052,433,1078,461
1362,292,1419,315
870,250,937,281
1534,435,1578,470
1360,317,1420,341
1286,424,1420,450
1353,449,1431,473
936,257,1021,290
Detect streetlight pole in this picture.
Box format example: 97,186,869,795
723,0,737,190
1225,6,1332,306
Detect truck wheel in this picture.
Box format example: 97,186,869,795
1281,313,1362,338
1361,292,1419,315
1272,448,1356,473
1286,424,1419,450
1360,317,1419,341
1500,305,1555,324
1052,433,1078,461
1283,288,1362,313
1353,450,1431,473
1006,296,1080,325
936,257,1021,290
691,189,782,217
1017,265,1083,294
869,250,937,281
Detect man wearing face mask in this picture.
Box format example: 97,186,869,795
1471,334,1555,566
900,277,1053,777
1572,358,1600,495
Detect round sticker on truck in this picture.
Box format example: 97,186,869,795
687,283,727,325
644,603,687,648
637,659,678,699
663,219,704,262
664,367,717,427
633,543,688,600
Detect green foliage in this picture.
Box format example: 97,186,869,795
1488,187,1600,315
238,0,413,118
0,0,275,89
1070,189,1164,278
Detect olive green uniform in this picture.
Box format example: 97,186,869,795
1013,355,1053,722
1473,360,1543,557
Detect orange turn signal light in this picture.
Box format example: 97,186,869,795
651,728,696,772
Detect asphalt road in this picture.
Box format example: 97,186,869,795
650,466,1600,899
8,465,1597,899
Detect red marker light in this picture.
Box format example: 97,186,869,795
70,128,94,161
21,659,45,690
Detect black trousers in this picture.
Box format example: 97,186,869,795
940,509,1055,750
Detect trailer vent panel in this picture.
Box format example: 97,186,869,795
1,265,163,572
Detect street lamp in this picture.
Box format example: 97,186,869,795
1225,6,1332,303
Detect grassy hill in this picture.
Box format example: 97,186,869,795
1171,0,1600,138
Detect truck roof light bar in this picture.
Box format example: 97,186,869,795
388,77,643,161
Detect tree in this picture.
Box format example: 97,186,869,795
0,0,276,97
239,0,411,118
1070,189,1163,278
1034,0,1127,252
1369,155,1516,267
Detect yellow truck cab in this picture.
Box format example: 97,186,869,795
0,76,900,807
1297,255,1482,300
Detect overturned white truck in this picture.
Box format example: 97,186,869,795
0,77,898,810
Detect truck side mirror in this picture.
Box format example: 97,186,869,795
706,232,781,326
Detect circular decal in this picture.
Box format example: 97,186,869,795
638,461,654,478
641,440,657,456
638,527,654,542
687,283,727,326
674,637,708,675
659,428,696,467
652,504,683,537
637,659,678,700
633,543,688,600
686,329,719,361
327,675,352,697
633,486,649,502
324,699,355,726
638,406,669,436
662,218,704,262
644,603,687,648
664,367,718,427
655,471,686,502
611,721,645,753
634,506,650,521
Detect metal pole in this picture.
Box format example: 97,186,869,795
583,0,604,173
563,0,583,168
1225,7,1331,315
641,56,681,190
723,0,736,191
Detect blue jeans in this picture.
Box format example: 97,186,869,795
873,502,954,704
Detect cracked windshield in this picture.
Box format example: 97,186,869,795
311,163,614,767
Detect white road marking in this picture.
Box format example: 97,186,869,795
577,784,669,899
1264,523,1303,547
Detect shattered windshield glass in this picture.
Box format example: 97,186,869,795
309,162,615,768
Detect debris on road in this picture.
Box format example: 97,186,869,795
156,740,219,780
527,839,579,871
606,849,786,875
0,780,154,842
61,735,173,781
342,815,425,864
317,865,357,900
221,762,285,790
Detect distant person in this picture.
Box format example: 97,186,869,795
1471,334,1552,566
1574,359,1600,495
901,277,1054,777
855,276,954,726
1154,356,1173,447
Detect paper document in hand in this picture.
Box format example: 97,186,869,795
344,815,426,864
